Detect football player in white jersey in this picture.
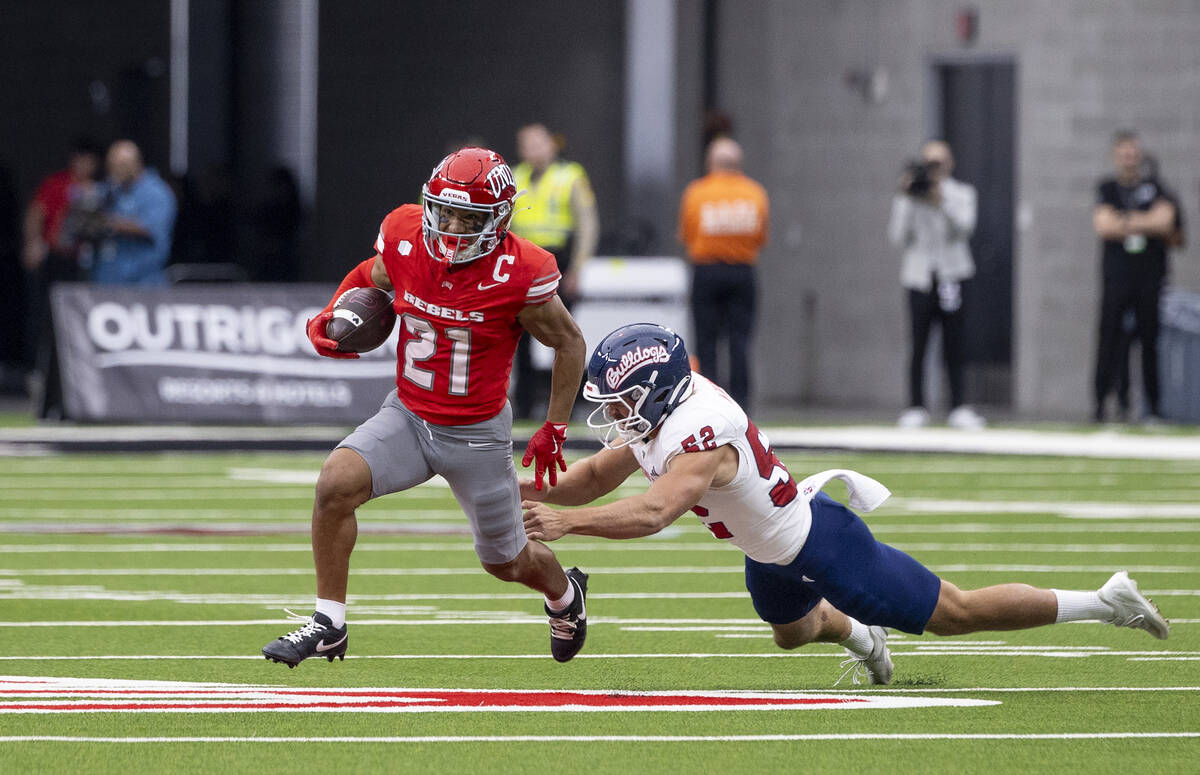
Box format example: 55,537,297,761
521,323,1169,685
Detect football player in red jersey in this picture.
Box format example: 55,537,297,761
263,148,590,667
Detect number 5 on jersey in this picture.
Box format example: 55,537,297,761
745,419,798,507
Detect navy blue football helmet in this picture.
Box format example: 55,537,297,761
583,323,693,448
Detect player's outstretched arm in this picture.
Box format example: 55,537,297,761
523,447,724,542
520,446,640,506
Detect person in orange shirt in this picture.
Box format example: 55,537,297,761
677,137,769,409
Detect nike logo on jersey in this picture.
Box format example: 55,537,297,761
477,280,503,291
315,633,348,652
801,575,816,583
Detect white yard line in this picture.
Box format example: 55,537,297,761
1,616,1196,629
766,426,1200,460
3,519,1200,536
2,540,1193,554
889,498,1200,518
870,523,1200,534
0,651,1195,661
7,489,1200,504
0,590,758,603
1,732,1196,742
36,520,1193,534
2,563,1195,577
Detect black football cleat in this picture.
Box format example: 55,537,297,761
262,610,348,668
546,567,588,663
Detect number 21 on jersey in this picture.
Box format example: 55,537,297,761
400,313,470,396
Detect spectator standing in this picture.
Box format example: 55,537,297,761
89,139,177,286
887,140,984,430
1091,131,1177,423
1112,149,1185,422
509,123,598,418
677,137,769,411
21,139,101,417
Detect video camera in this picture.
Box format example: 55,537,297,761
61,186,114,248
903,159,938,198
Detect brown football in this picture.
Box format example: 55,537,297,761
325,287,397,353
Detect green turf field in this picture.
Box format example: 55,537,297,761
1,450,1197,773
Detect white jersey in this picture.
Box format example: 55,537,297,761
629,374,811,565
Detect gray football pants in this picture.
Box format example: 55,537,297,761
337,390,526,565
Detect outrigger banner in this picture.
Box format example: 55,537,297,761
51,283,399,423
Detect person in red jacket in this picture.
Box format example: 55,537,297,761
262,147,589,668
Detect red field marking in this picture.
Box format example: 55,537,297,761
0,677,999,713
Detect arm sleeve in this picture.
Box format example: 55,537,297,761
659,408,740,471
677,187,696,248
1096,181,1118,208
320,258,377,314
142,186,178,254
941,183,977,240
887,195,912,248
525,249,562,305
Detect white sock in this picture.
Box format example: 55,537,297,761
1052,589,1111,623
839,617,874,657
315,598,346,629
545,579,576,613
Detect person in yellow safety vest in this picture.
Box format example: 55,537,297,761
510,123,599,419
511,124,599,303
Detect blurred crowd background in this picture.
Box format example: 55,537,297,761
0,0,1197,423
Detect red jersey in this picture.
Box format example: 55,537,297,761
373,204,561,425
32,170,75,249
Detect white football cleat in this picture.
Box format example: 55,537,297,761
1098,571,1169,640
836,625,894,686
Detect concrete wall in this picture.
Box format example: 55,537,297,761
704,0,1200,419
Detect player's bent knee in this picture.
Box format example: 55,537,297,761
480,557,522,582
315,449,373,512
771,621,817,650
925,581,972,636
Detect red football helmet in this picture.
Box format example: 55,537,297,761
421,147,518,265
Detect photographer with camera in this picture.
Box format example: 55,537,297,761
887,140,984,430
75,139,177,286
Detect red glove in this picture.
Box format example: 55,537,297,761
306,311,358,359
522,421,568,491
306,257,378,359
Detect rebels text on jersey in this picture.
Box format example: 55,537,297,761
373,204,561,425
630,374,812,565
